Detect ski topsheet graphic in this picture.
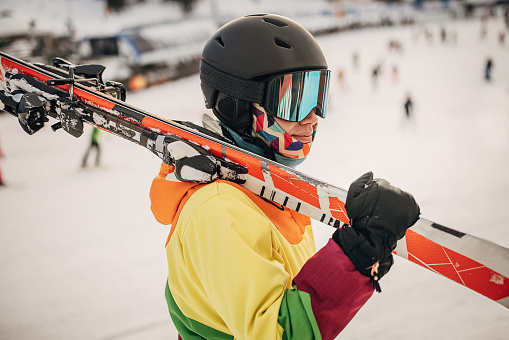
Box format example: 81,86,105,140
1,51,508,309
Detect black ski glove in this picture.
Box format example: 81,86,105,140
332,172,420,290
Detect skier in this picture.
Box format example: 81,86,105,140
0,135,4,186
392,65,399,83
485,58,493,82
81,126,101,168
404,95,413,120
150,14,420,340
337,68,345,89
371,64,381,89
352,51,359,69
440,27,447,43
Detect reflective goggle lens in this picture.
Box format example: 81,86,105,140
265,70,330,122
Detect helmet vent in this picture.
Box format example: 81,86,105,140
263,17,288,27
215,36,225,47
274,38,292,49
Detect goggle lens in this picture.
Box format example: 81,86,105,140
265,70,330,122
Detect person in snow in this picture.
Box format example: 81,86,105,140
150,14,420,340
404,95,413,120
371,63,382,90
0,135,4,186
81,126,101,168
485,58,493,82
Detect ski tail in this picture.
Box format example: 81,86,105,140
395,218,509,308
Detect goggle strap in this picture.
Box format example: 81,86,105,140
200,61,265,104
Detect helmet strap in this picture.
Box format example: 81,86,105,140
200,61,265,103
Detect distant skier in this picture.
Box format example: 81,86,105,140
440,27,447,43
81,127,101,168
404,95,413,120
485,58,493,82
0,136,4,186
338,68,345,89
388,39,403,52
352,51,359,69
372,64,381,89
392,65,399,83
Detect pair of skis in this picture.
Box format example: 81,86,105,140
0,51,508,309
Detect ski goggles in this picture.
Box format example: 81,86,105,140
200,61,331,122
264,69,330,122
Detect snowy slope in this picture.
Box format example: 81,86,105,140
1,13,509,340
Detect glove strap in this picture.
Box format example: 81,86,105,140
371,262,382,293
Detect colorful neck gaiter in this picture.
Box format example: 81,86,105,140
251,103,316,159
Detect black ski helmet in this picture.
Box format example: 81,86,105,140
200,14,328,136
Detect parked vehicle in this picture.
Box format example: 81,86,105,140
74,19,217,91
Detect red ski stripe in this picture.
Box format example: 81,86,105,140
406,229,509,302
269,163,320,209
327,196,349,225
2,57,52,82
225,147,264,181
75,88,116,110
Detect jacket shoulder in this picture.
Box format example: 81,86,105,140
179,181,264,225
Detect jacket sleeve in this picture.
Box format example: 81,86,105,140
292,239,374,340
174,183,373,339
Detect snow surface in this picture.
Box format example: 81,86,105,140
1,7,509,340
